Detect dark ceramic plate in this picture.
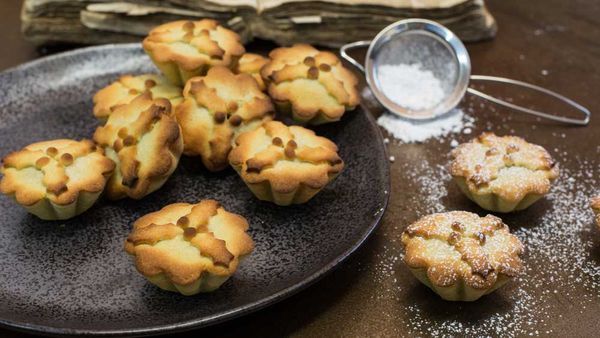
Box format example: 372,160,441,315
0,44,389,337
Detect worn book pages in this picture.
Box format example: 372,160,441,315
22,0,495,46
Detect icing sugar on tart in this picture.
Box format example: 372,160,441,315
450,132,559,212
402,211,524,301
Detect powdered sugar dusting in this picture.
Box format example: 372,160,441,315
377,109,475,143
372,131,599,336
377,63,446,110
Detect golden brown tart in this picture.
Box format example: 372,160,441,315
93,74,182,122
234,53,269,91
229,120,344,205
125,199,254,295
143,19,245,86
175,66,274,171
591,196,600,229
450,132,559,213
260,43,360,125
402,211,524,301
0,139,115,220
93,91,183,200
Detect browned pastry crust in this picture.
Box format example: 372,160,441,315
93,74,183,121
0,139,115,220
402,211,524,301
93,91,183,200
591,196,600,229
260,43,360,125
143,20,245,86
450,132,559,213
228,120,344,205
234,53,269,91
125,199,254,294
175,66,274,171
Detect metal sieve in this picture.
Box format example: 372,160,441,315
341,19,590,125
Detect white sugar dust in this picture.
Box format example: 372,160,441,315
377,63,446,110
377,108,474,143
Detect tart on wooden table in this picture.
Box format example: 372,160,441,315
93,74,183,122
401,211,524,301
260,43,360,125
234,53,269,91
0,139,115,220
175,66,274,171
143,19,245,86
591,196,600,229
229,120,344,205
125,199,254,295
93,91,183,200
450,132,559,213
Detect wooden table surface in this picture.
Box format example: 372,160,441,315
2,0,599,337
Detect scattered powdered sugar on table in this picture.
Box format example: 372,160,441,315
377,108,475,143
377,63,446,110
369,149,599,337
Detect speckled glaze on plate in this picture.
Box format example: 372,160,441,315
0,44,389,337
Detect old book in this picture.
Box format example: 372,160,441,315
22,0,496,46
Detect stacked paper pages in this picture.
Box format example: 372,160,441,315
22,0,496,46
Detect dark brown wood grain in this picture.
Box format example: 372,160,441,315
1,0,599,337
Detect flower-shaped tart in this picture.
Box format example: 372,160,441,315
93,91,183,200
93,74,183,122
143,19,245,86
260,43,360,125
401,211,524,301
234,53,269,91
175,66,274,171
450,133,559,213
0,139,115,220
591,196,600,229
125,200,254,295
228,120,344,205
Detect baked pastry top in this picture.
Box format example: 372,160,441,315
591,196,600,229
229,120,344,205
0,139,115,220
143,19,245,86
93,91,183,200
125,199,254,295
450,132,559,212
235,53,269,91
260,43,360,124
402,211,524,301
175,66,274,171
93,74,183,121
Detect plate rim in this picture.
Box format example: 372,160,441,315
0,43,391,337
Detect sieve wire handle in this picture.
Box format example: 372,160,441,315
340,40,372,73
468,75,591,126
